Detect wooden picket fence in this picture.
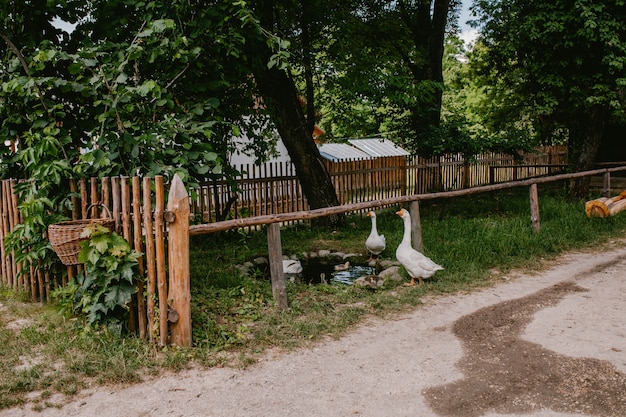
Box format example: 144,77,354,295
0,175,179,346
191,146,568,224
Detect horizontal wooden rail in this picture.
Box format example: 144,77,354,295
190,166,626,236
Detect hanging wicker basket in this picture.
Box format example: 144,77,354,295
48,203,116,266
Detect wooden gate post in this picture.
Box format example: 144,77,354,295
529,183,541,232
166,174,192,346
267,223,288,310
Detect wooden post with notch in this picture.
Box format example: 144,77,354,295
166,174,192,347
529,183,540,232
267,223,288,310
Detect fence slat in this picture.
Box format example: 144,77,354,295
143,177,157,343
154,176,168,346
132,177,147,340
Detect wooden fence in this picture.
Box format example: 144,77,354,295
191,146,568,224
0,175,179,346
0,145,568,346
189,165,626,311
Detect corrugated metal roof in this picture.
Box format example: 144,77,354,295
348,138,410,157
318,143,372,161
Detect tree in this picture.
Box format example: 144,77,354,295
316,0,462,155
245,0,345,227
0,1,259,276
472,0,626,198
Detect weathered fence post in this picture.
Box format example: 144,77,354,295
409,201,424,252
529,183,541,232
166,174,192,347
603,172,611,198
267,223,288,310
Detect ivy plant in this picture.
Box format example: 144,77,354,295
54,224,142,333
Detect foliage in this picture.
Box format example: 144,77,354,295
0,1,258,276
471,0,626,187
53,224,141,333
313,0,462,145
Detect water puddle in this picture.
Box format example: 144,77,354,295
293,259,375,285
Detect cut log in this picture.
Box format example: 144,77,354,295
609,198,626,216
585,191,626,217
585,198,610,217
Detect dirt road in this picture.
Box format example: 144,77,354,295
3,245,626,417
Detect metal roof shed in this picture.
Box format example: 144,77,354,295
348,138,410,158
318,143,372,161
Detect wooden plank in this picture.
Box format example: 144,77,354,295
143,177,157,343
154,176,168,346
101,177,110,211
0,181,8,287
166,174,191,346
120,177,132,242
10,180,22,291
37,269,44,303
6,180,17,289
111,177,121,231
119,176,137,334
2,181,14,289
132,176,147,340
90,177,98,218
80,178,88,218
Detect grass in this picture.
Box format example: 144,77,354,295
2,182,626,409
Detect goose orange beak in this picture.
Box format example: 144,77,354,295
395,208,405,216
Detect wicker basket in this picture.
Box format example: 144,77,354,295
48,204,115,266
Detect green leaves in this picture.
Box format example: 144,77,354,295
62,224,143,331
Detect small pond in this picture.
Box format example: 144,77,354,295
289,258,376,285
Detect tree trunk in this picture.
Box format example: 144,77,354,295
401,0,450,132
568,107,608,200
246,5,344,228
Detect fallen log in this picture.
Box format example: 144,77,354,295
585,191,626,217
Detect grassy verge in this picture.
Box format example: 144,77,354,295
2,182,626,409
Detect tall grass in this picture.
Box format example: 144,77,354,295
2,182,626,409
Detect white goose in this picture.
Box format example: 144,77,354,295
365,211,386,262
395,208,443,286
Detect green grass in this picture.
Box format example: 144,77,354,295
2,182,626,409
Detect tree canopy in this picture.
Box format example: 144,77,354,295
471,0,626,197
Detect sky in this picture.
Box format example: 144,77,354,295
459,0,479,48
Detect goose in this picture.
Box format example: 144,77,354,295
365,211,386,262
395,208,443,286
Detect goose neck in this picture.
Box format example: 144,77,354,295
401,215,412,245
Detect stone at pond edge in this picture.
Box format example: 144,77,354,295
378,266,403,281
354,275,385,289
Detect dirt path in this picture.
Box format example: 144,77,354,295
3,246,626,417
